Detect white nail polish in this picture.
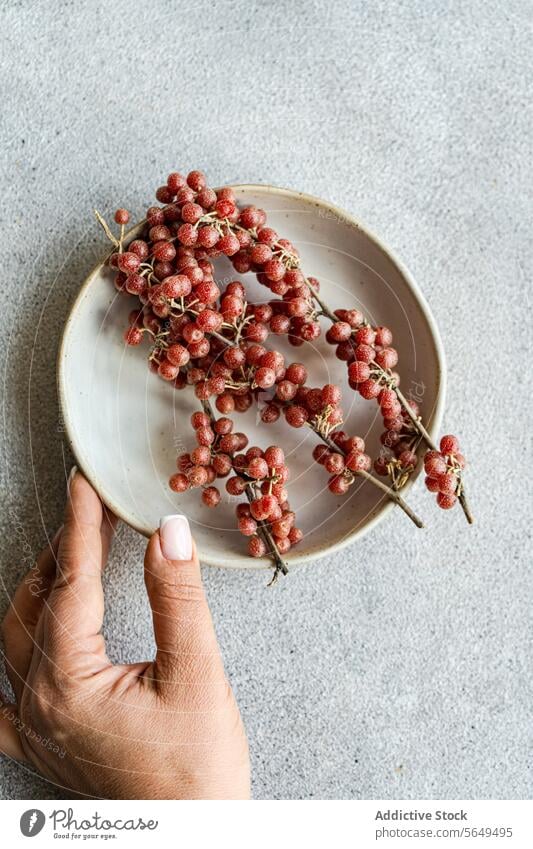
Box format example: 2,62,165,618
159,515,193,562
67,465,78,494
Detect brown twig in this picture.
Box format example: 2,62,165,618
300,280,473,525
316,431,424,529
177,309,423,526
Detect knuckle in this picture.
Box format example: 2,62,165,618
155,579,206,606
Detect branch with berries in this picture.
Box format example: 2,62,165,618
94,168,472,577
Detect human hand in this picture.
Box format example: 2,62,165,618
0,470,250,799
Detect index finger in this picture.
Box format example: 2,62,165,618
42,471,111,669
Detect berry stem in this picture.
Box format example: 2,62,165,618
183,315,423,527
94,209,121,250
299,278,473,525
317,431,424,528
394,387,473,525
245,485,289,584
197,396,290,580
303,276,339,323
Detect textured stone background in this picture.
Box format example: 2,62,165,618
0,0,531,799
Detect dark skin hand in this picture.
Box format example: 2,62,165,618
0,471,250,799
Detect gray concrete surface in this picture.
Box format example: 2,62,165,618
0,0,531,799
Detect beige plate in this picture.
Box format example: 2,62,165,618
58,185,446,570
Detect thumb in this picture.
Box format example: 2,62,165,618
144,515,225,692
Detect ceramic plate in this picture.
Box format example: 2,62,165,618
58,186,445,569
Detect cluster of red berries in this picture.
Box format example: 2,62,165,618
98,167,471,571
169,410,248,507
228,445,302,556
423,435,466,510
169,410,302,559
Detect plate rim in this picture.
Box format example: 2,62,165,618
57,183,447,570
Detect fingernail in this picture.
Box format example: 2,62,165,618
67,465,78,496
159,515,193,561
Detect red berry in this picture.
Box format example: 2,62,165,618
324,453,345,474
321,384,341,407
191,445,211,466
276,380,297,401
239,516,258,536
250,243,273,265
247,457,269,479
190,412,209,430
348,361,370,383
355,326,376,346
177,223,198,246
196,426,215,446
424,451,447,477
196,309,223,332
217,231,240,256
169,473,189,492
437,491,457,509
312,445,329,465
187,465,208,487
202,486,221,507
346,451,371,472
186,170,207,191
147,206,166,226
283,363,306,385
149,224,172,242
437,473,457,495
328,474,350,494
375,347,398,370
124,326,143,346
375,326,393,346
248,535,266,557
355,343,375,363
270,314,290,334
114,208,130,225
129,239,149,260
261,404,280,423
264,258,286,282
425,476,440,493
226,476,247,495
212,454,232,476
254,367,276,389
288,527,303,545
398,450,417,468
358,379,381,400
440,434,460,456
285,405,308,427
334,308,364,328
326,322,352,343
156,185,173,204
244,321,268,343
177,452,192,472
161,275,191,299
117,252,141,274
264,446,285,467
167,172,186,192
223,347,246,369
216,393,235,414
